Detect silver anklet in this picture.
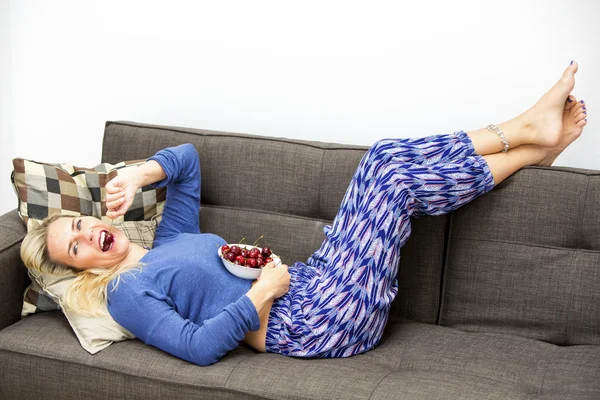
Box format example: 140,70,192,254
485,124,510,152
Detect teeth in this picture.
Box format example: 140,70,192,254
100,231,106,249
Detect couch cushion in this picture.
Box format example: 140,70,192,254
2,313,598,399
441,166,600,345
101,120,452,324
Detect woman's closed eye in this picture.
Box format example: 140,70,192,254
74,219,81,255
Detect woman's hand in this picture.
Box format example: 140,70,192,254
105,160,165,220
105,170,142,220
256,261,290,299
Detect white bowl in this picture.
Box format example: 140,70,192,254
217,244,281,280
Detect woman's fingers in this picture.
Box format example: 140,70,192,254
105,175,139,221
105,181,122,195
106,210,119,219
106,193,126,211
106,189,126,203
106,176,127,194
264,260,285,268
106,202,128,220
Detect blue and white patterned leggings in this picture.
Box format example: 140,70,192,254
265,130,496,358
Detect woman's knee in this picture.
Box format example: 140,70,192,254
368,139,394,159
359,140,396,179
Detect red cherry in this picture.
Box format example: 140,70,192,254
247,258,258,268
221,245,230,254
235,255,245,265
226,252,236,262
264,257,273,264
249,248,261,258
240,249,249,258
256,257,264,267
262,247,272,258
230,245,241,255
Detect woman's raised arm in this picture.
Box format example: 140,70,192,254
107,143,202,240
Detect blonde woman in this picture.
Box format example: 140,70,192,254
21,62,587,366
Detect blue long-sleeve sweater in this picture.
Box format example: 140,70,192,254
107,143,260,366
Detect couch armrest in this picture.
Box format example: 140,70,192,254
0,209,28,331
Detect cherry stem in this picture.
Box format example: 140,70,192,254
253,235,264,247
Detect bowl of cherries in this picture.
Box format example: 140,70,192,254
218,244,280,280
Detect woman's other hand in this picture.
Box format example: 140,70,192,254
257,261,290,299
105,170,142,219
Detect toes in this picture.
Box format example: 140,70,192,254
576,118,587,128
565,95,577,111
574,109,587,123
572,101,585,115
564,60,579,77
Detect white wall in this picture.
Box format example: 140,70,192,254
1,0,14,215
2,0,599,215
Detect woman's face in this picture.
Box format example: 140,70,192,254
47,216,130,271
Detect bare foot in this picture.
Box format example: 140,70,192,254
538,95,588,166
516,61,579,148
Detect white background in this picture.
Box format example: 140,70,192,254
1,0,599,215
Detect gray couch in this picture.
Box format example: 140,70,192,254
1,120,599,400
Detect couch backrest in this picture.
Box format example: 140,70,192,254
102,121,449,324
439,166,600,346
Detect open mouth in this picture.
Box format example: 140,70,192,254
99,230,115,252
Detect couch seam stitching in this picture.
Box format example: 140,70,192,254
107,121,371,152
0,236,26,255
563,251,576,346
536,346,560,396
317,148,326,220
437,214,453,325
198,138,206,206
449,236,600,253
563,174,589,347
396,367,536,390
577,175,590,250
392,324,428,371
368,366,536,397
368,370,394,400
224,355,251,388
201,203,333,225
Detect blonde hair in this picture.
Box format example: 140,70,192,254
20,214,143,317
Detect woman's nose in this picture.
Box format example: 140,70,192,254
74,228,93,243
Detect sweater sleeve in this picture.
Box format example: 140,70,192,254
107,282,260,367
147,143,201,242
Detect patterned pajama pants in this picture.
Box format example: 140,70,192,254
265,130,496,358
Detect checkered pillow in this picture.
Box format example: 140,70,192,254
11,158,166,229
21,219,159,316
